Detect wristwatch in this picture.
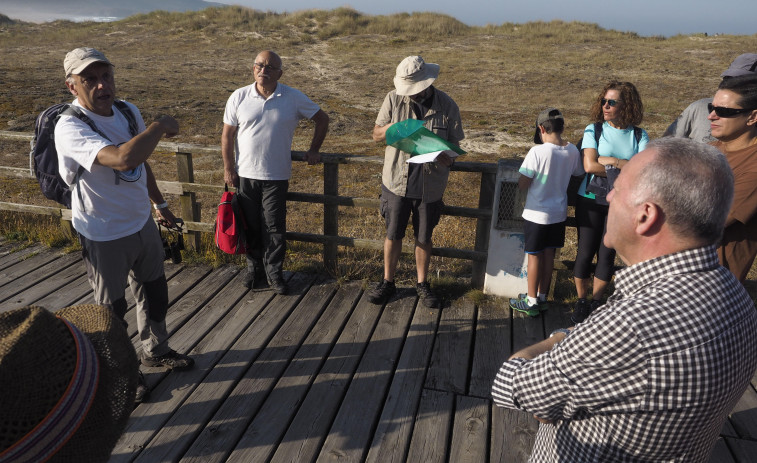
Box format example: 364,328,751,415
549,328,572,338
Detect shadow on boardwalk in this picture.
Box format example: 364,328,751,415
0,242,754,462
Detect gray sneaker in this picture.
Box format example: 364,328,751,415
141,349,194,370
135,371,149,404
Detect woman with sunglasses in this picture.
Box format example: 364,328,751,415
572,81,649,323
709,74,757,282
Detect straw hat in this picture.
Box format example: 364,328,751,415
393,56,440,96
0,305,137,462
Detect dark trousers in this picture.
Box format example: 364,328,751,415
238,178,288,279
574,195,616,282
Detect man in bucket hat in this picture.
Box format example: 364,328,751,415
664,52,757,143
55,47,194,403
369,56,464,308
0,305,137,462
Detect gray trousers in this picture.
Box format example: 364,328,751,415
79,218,170,357
237,178,288,279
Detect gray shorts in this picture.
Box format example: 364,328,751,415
380,187,443,245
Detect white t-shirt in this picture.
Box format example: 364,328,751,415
55,100,149,241
223,83,321,180
519,142,584,224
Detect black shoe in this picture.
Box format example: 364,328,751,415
244,267,266,289
268,275,288,295
367,279,396,304
416,281,440,308
135,371,149,404
141,349,195,370
571,298,595,324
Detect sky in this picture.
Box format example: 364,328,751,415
216,0,757,37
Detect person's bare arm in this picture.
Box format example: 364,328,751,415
95,116,178,171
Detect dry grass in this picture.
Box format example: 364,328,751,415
1,7,756,293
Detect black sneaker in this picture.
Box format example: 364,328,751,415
244,268,266,289
367,279,396,304
141,349,195,370
571,298,592,324
268,275,288,295
416,281,440,308
135,371,149,404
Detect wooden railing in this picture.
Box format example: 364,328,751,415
0,130,500,288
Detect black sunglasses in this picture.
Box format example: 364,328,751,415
707,103,755,118
601,98,620,107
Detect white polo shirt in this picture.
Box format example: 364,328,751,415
223,82,321,181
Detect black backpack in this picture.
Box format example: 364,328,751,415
29,100,139,208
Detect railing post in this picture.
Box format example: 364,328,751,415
175,151,201,250
471,171,495,289
323,161,339,273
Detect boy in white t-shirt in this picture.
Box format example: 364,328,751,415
510,108,584,315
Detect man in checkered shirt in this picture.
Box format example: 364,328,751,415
492,138,757,462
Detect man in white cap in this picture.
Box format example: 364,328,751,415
664,53,757,143
369,56,464,308
55,47,194,403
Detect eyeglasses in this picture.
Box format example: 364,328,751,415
254,63,280,71
601,98,620,107
707,103,755,118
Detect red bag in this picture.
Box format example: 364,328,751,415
214,184,248,254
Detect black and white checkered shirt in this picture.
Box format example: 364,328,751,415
492,246,757,462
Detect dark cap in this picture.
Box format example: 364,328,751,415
534,108,564,144
721,53,757,78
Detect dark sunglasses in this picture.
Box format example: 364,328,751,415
707,103,755,118
601,98,620,107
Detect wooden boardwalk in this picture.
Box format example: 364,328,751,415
0,242,755,462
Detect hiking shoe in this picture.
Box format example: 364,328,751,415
244,267,266,289
268,275,288,295
510,294,540,317
416,281,440,308
571,298,592,324
367,279,396,304
135,371,149,404
141,349,195,370
515,293,548,310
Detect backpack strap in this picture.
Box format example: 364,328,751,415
113,100,140,137
632,126,643,144
593,121,603,145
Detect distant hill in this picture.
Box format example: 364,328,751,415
0,0,224,22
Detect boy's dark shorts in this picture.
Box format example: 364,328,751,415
380,189,443,245
523,219,566,253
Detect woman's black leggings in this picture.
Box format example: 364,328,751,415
574,196,616,282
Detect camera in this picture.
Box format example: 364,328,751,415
159,219,185,264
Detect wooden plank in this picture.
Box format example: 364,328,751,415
110,267,246,462
0,243,46,271
405,389,455,463
448,395,490,463
364,300,441,463
0,254,84,311
179,273,326,463
269,292,383,463
315,289,417,463
707,437,736,463
0,247,65,288
491,406,538,463
226,282,363,463
511,301,545,352
724,437,757,463
424,296,474,395
469,298,511,398
35,274,92,311
728,384,757,440
120,274,281,463
0,251,80,304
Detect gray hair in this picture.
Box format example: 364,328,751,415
633,138,733,244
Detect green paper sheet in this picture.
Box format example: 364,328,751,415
385,119,466,156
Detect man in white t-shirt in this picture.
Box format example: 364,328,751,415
509,108,583,315
222,50,329,295
55,47,194,403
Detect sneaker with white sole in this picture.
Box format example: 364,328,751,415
510,294,540,317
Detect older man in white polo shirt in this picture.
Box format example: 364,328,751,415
222,50,329,295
